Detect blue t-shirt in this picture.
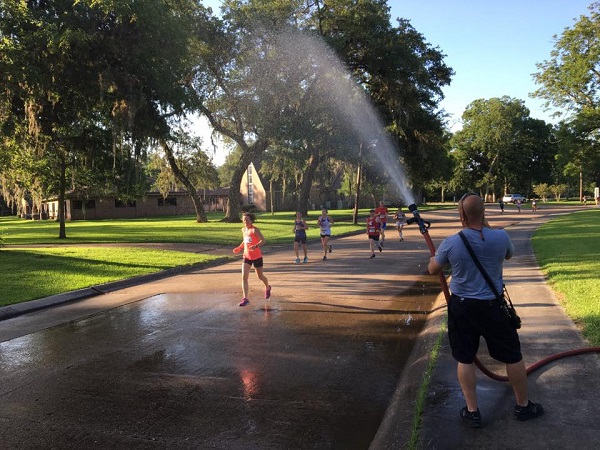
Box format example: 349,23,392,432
434,227,514,299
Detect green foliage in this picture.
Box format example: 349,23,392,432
450,97,553,197
0,247,223,306
533,183,551,201
533,4,600,187
549,183,568,201
532,210,600,346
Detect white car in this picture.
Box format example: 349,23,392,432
502,194,526,203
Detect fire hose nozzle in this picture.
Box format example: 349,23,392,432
408,203,430,234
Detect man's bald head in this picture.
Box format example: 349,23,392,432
459,194,485,227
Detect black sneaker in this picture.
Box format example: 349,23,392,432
460,406,481,428
514,401,544,421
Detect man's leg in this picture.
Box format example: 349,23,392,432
457,362,478,411
506,360,528,406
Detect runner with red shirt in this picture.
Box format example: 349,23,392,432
366,209,383,258
374,201,389,245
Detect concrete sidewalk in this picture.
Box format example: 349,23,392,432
1,206,598,449
372,207,600,449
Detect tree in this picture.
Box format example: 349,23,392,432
533,2,600,187
533,183,551,202
0,0,212,231
94,0,213,222
193,0,453,217
308,1,454,201
550,183,568,201
147,131,220,206
450,97,552,199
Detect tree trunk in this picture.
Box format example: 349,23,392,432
297,147,320,216
353,143,363,224
159,138,207,223
58,152,67,239
270,179,274,215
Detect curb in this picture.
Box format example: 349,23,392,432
370,290,448,449
0,256,232,321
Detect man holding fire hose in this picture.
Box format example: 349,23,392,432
427,193,544,427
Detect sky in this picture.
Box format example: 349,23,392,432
199,0,593,163
389,0,592,129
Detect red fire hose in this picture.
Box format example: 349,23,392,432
408,205,600,382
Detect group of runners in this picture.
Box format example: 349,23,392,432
233,202,408,306
367,201,407,258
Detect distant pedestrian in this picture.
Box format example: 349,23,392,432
516,199,521,214
293,211,308,264
498,199,505,214
232,212,271,307
393,207,407,241
583,196,588,206
531,199,537,212
317,208,334,260
367,209,383,258
374,201,389,245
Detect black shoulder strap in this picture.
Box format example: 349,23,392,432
458,231,501,299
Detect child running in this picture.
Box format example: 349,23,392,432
367,209,383,258
293,211,309,264
374,201,389,245
317,208,334,260
232,212,271,307
393,207,407,241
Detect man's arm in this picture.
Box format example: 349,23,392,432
428,256,443,275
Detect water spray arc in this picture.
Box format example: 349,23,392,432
406,205,600,382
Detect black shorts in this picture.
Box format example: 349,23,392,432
294,234,307,244
243,257,264,268
447,294,522,364
368,235,380,241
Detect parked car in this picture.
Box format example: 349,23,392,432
502,194,527,203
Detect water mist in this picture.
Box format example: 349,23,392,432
271,28,416,206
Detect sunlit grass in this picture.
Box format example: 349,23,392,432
0,247,225,306
0,210,366,245
0,210,370,306
532,210,600,345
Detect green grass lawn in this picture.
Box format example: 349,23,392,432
532,209,600,346
0,210,368,306
0,247,226,307
0,210,366,245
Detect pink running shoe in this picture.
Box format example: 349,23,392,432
265,285,271,299
239,298,249,307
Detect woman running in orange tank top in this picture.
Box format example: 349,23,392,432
232,212,271,307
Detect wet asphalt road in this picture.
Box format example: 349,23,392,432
0,223,446,449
